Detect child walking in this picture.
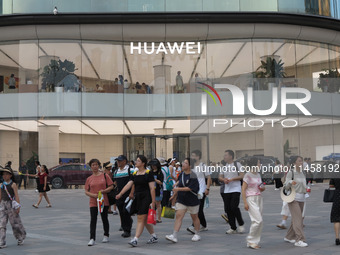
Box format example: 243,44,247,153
0,167,26,248
27,165,52,208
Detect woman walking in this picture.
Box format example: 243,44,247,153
329,177,340,245
149,158,164,223
116,155,157,247
165,158,201,243
28,165,52,208
0,167,26,247
242,157,265,249
283,156,308,247
85,159,114,246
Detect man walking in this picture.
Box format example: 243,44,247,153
219,150,245,234
114,155,133,238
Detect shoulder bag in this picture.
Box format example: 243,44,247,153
323,189,335,203
104,173,116,205
3,184,21,210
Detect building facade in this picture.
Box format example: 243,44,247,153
0,0,340,171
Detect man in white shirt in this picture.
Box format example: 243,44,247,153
187,150,211,233
219,150,245,234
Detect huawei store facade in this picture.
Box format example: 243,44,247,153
0,0,340,172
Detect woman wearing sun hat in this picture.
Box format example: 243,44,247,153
0,167,26,247
283,156,308,248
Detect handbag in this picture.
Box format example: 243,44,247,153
147,208,157,225
104,174,116,205
323,189,335,203
161,206,175,219
3,184,21,210
125,197,134,213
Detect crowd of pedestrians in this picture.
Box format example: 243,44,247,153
0,150,339,251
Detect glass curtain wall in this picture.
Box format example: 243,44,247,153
0,38,339,183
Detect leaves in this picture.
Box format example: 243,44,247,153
255,57,286,78
40,59,77,89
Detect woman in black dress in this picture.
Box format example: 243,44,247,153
330,178,340,245
116,155,156,247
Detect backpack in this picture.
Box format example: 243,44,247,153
162,166,174,191
220,161,242,193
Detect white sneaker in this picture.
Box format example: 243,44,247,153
226,228,237,234
191,234,201,242
165,234,178,243
88,239,95,246
294,240,308,247
237,225,245,233
284,237,295,244
200,226,208,232
35,189,38,193
17,239,24,246
275,188,280,190
102,236,109,243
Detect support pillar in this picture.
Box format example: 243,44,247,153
263,123,284,163
155,128,173,160
153,65,171,94
0,131,19,170
38,125,59,168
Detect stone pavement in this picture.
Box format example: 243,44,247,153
2,183,340,255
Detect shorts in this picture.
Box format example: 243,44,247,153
175,202,199,214
155,196,163,202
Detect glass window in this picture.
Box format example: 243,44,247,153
240,0,277,11
203,0,239,11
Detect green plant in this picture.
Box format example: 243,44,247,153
317,68,340,93
254,56,286,90
40,59,77,91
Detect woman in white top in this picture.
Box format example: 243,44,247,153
242,157,265,249
283,156,308,248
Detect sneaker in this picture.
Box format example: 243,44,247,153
191,234,201,242
128,239,138,247
88,239,95,246
221,214,229,223
200,226,208,232
294,240,308,247
0,244,6,249
277,224,287,229
147,236,158,244
275,188,280,190
186,226,195,234
121,232,131,238
35,189,38,193
113,210,118,215
226,228,237,234
165,234,178,243
237,225,245,233
284,237,296,244
102,236,109,243
17,239,24,246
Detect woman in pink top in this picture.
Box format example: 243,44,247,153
242,157,265,249
85,159,114,246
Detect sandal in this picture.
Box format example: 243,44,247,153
46,204,52,208
32,204,38,208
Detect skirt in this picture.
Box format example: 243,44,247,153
130,191,151,215
38,183,50,193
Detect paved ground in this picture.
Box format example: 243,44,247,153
2,183,339,255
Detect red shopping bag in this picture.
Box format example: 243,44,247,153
147,208,156,225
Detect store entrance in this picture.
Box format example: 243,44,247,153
125,135,190,162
